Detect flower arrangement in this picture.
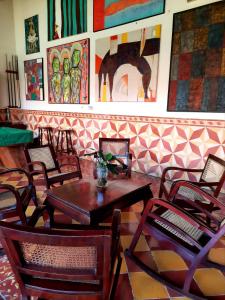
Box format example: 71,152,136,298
85,150,126,175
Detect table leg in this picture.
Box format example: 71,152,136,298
45,203,55,228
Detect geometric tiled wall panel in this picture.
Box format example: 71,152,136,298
10,109,225,191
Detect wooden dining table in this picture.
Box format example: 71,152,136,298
45,159,153,225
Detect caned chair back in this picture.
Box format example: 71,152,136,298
99,138,132,176
0,223,114,299
200,154,225,196
25,145,57,171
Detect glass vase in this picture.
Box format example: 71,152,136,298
96,165,108,188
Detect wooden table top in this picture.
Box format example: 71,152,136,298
46,159,153,224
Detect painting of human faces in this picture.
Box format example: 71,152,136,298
47,39,89,104
96,26,161,102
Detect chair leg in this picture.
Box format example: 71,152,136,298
110,254,122,300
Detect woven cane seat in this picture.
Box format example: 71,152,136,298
202,158,225,182
155,210,204,246
21,242,97,270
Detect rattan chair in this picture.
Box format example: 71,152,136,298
0,209,122,300
126,181,225,300
159,154,225,200
24,144,82,189
99,138,132,177
0,168,39,225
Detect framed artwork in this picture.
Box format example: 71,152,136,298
24,15,40,54
96,25,161,102
47,38,89,104
93,0,165,32
24,58,44,101
47,0,87,41
167,1,225,112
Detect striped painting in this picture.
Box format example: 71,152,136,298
94,0,165,32
47,0,87,41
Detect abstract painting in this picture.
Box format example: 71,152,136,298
96,26,161,102
24,15,40,54
47,0,87,41
94,0,165,32
167,1,225,112
47,39,89,104
24,58,44,101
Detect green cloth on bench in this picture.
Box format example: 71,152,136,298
0,127,33,147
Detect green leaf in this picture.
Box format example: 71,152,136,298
105,152,113,161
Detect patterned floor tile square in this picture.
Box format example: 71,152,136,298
121,235,150,252
129,271,169,299
194,268,225,297
208,248,225,266
152,250,188,272
121,212,139,223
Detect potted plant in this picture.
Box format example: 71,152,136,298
84,150,128,188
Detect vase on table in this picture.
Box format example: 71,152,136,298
96,164,108,188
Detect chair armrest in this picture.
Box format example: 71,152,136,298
161,166,204,182
27,161,47,176
0,167,32,185
169,181,225,211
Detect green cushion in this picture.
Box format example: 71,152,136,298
0,127,33,147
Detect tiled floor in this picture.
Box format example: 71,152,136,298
0,162,225,300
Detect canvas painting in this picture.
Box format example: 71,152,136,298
168,1,225,112
47,39,89,104
47,0,87,41
24,15,40,54
96,26,161,102
94,0,165,32
24,58,44,101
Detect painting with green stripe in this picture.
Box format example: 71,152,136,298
47,0,87,41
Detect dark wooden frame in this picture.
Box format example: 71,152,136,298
99,138,132,177
126,181,225,300
0,209,122,299
24,144,82,189
159,154,225,199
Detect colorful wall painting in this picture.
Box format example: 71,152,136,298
24,58,44,101
47,0,87,41
167,1,225,112
47,39,89,104
93,0,165,32
96,26,161,102
24,15,40,54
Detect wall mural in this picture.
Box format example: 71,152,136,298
24,58,44,101
96,26,161,102
168,1,225,112
93,0,165,32
47,39,89,104
47,0,87,41
24,15,40,54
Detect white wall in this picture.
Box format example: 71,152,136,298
0,0,16,107
13,0,225,120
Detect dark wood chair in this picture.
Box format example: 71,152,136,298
99,138,132,177
126,181,225,300
0,168,39,225
24,144,82,189
0,209,122,300
159,154,225,200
